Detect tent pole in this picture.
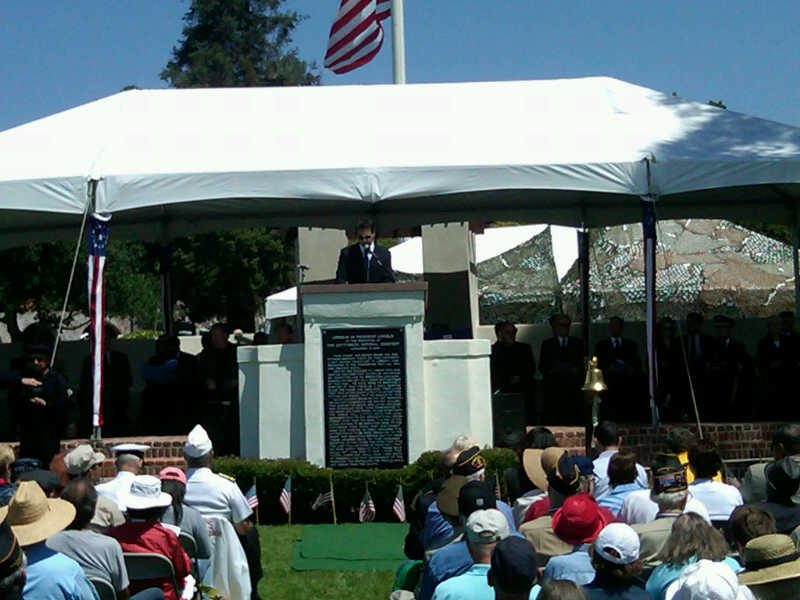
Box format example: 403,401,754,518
793,204,800,318
642,197,659,426
158,242,174,335
391,0,406,84
578,223,591,357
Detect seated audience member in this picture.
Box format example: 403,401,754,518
662,427,722,485
96,443,150,510
4,481,97,599
686,440,742,522
646,513,741,600
405,438,474,560
737,533,800,597
431,509,510,600
423,447,517,551
619,455,710,526
538,579,588,600
597,452,643,517
664,559,755,600
158,467,212,560
0,516,26,600
8,458,41,483
741,423,800,505
523,454,596,523
487,537,543,600
592,422,647,499
48,478,164,600
583,523,650,599
758,456,800,534
520,450,592,566
505,428,556,512
108,476,191,600
728,505,777,561
63,443,125,532
543,494,610,586
16,468,62,498
633,461,691,568
419,481,499,600
0,445,15,507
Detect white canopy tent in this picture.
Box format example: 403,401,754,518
0,76,798,247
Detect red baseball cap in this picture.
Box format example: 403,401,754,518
158,466,187,485
552,493,609,546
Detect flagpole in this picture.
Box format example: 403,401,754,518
329,472,338,525
253,476,259,524
391,0,406,84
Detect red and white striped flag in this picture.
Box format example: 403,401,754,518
324,0,391,74
245,483,259,509
87,214,110,428
359,487,376,522
392,485,406,522
279,476,291,515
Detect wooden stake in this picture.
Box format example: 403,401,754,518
253,476,260,525
329,471,338,525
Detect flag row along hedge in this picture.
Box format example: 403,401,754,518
213,447,518,524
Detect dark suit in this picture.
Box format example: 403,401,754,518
335,243,395,284
594,337,643,423
707,337,752,421
539,336,584,425
491,341,537,423
79,350,132,437
757,335,797,420
677,332,716,420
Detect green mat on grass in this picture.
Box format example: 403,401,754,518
291,523,407,571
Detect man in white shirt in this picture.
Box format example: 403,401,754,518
591,422,647,499
183,424,261,598
95,443,150,511
687,440,743,522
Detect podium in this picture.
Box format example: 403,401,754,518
238,282,493,466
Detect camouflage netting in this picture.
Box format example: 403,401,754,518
480,220,795,325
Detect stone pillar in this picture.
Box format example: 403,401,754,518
296,227,348,284
421,223,479,336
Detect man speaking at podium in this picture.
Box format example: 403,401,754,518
335,220,395,284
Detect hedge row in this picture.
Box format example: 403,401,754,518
213,447,518,524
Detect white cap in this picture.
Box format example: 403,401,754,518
110,443,151,457
118,475,172,511
184,424,213,458
594,522,640,565
666,559,752,600
64,444,106,475
466,508,510,543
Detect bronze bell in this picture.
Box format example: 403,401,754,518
582,356,608,393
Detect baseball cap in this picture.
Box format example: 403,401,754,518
594,522,640,565
465,508,509,543
489,536,539,594
452,446,486,477
458,480,496,517
158,467,187,485
547,451,581,496
552,493,609,546
572,455,594,477
64,444,106,476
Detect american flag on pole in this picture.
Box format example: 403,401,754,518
324,0,391,74
359,487,376,522
245,484,259,509
87,214,110,428
392,485,406,522
279,476,291,515
312,491,333,510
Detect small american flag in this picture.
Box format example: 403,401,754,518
87,214,110,428
245,484,259,509
279,476,291,515
312,491,333,510
324,0,391,74
359,488,376,522
392,485,406,522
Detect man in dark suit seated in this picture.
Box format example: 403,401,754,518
539,314,584,425
594,316,643,423
490,321,537,424
335,219,395,284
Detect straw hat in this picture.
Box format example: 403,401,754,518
0,481,75,546
738,534,800,586
521,449,548,491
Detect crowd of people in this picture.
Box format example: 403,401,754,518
0,424,262,600
393,422,800,599
490,311,800,426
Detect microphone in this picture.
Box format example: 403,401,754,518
366,249,384,268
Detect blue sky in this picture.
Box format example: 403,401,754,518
1,1,798,132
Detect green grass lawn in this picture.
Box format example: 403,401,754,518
257,525,398,599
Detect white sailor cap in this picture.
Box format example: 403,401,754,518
184,425,213,458
110,443,151,458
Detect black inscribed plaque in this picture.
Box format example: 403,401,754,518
323,327,408,468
